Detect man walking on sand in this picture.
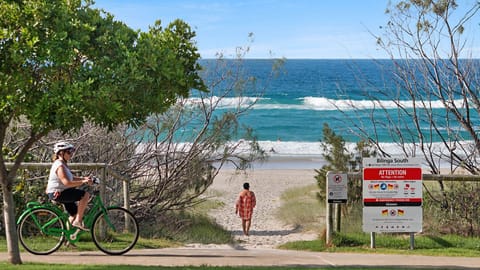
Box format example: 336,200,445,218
235,182,256,236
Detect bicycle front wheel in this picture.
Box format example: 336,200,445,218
18,208,65,255
92,207,139,255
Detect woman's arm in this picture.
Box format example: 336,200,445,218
57,165,92,187
235,194,241,214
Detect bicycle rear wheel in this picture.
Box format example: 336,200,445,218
18,208,65,255
92,207,139,255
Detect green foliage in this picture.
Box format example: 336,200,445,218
319,123,351,172
315,123,350,202
276,184,324,232
0,0,205,134
140,211,232,245
331,232,367,247
0,0,206,261
315,123,376,203
12,176,45,215
339,201,363,233
176,214,232,244
424,182,480,236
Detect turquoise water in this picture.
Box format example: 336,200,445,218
190,59,477,158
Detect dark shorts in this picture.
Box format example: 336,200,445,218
48,188,86,217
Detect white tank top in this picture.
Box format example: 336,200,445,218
46,159,73,193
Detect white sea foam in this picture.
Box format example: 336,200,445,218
258,140,473,160
185,96,265,108
185,96,459,111
137,140,473,170
301,97,452,111
160,140,472,158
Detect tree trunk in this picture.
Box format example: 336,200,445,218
1,181,22,264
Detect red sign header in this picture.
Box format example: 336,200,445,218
363,168,422,180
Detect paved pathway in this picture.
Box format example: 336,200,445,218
1,247,480,268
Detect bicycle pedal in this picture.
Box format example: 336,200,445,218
69,229,81,241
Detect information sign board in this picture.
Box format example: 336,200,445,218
327,172,347,203
362,207,423,232
363,167,422,206
362,157,423,233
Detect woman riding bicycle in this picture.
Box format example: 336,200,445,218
46,141,93,231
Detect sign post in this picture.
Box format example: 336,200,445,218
326,172,348,244
362,157,423,248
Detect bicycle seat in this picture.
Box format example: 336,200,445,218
50,200,62,206
49,199,67,212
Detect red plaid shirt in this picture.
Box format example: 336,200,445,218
236,190,256,220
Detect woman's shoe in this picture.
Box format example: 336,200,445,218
72,221,89,231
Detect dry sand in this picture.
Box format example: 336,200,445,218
186,169,321,249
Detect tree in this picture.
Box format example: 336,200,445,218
48,48,278,235
124,55,273,222
366,0,480,174
337,0,480,233
315,123,376,204
338,1,480,173
315,123,376,235
0,0,205,264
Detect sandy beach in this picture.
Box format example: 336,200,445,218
188,168,321,249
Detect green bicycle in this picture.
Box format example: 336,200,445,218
16,177,139,255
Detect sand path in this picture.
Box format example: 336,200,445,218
187,169,319,249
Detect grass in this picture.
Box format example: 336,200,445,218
0,263,463,270
0,235,175,253
280,232,480,257
2,182,480,269
165,212,233,244
275,183,480,257
167,194,232,244
279,222,480,257
275,184,324,232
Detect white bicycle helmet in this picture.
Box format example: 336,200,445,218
53,141,75,154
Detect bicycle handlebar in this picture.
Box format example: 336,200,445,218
89,176,113,192
92,176,101,185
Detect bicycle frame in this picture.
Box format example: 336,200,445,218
17,192,112,244
18,177,139,256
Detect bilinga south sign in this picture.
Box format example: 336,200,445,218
362,157,423,233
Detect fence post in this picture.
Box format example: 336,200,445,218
123,179,130,211
101,165,107,205
105,169,130,211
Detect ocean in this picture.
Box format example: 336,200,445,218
194,59,474,168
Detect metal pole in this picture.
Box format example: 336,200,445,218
370,232,376,248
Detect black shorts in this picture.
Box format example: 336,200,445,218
48,188,86,216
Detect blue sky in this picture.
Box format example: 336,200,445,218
93,0,479,59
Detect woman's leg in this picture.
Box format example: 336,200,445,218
241,219,247,235
68,216,75,226
75,192,90,223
